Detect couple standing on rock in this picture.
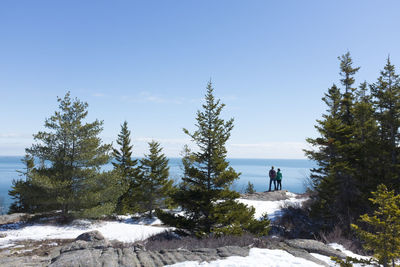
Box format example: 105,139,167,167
268,166,282,191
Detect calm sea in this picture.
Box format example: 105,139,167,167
0,156,315,213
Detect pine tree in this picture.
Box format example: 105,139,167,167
137,141,175,216
370,58,400,190
157,81,270,237
351,184,400,267
16,92,122,218
112,121,140,214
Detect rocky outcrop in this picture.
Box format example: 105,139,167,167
240,190,302,201
284,239,346,258
0,230,348,267
49,240,249,267
0,213,31,225
75,230,105,242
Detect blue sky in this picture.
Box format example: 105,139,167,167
1,0,400,158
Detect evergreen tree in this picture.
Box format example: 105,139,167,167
370,58,400,190
351,184,400,267
305,84,348,226
12,92,122,218
305,53,363,229
244,181,255,194
352,82,381,210
339,52,360,124
157,81,270,237
137,141,175,216
112,121,140,214
8,155,39,213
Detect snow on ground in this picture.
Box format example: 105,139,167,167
309,243,374,267
0,219,168,249
116,214,163,225
329,243,371,261
167,245,374,267
167,248,324,267
237,192,307,220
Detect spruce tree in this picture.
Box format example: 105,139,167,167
305,84,348,226
352,82,381,210
305,53,363,229
18,92,122,218
112,121,140,214
351,184,400,267
370,58,400,190
157,81,270,237
137,141,174,216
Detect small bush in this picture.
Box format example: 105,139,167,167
244,182,255,194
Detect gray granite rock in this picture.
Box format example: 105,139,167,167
285,239,346,258
75,230,105,242
0,213,30,225
240,190,301,201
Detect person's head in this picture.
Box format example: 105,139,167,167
278,168,281,172
271,166,274,169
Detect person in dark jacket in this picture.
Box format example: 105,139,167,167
276,168,282,190
268,166,277,191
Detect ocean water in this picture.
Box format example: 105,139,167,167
0,156,315,213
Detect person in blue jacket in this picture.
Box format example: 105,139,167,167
276,168,282,190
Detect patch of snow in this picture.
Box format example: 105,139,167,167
310,244,375,267
329,243,371,261
116,215,162,226
237,197,307,220
0,220,169,248
310,253,335,265
166,248,324,267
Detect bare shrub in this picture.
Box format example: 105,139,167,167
142,231,270,251
318,225,365,255
272,199,321,239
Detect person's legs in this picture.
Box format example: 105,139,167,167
273,179,277,190
269,178,273,191
277,180,282,190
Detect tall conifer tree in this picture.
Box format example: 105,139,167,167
352,82,380,209
370,58,400,190
112,121,140,214
306,53,363,228
157,81,269,236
